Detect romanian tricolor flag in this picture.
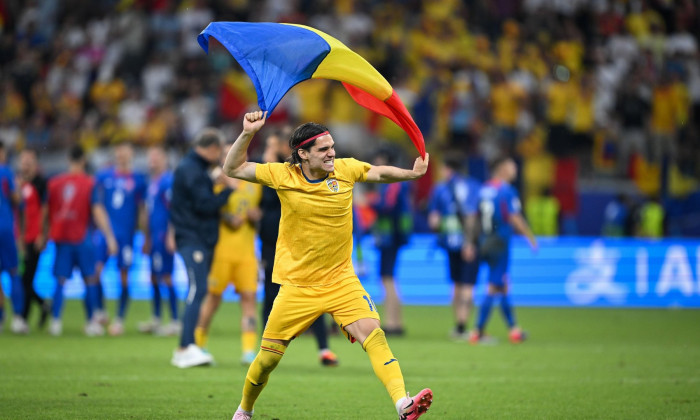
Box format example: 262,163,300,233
198,22,425,157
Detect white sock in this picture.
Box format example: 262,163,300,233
236,405,253,415
395,394,409,414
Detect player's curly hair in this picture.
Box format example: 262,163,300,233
288,122,329,165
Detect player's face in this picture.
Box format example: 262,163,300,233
147,148,166,175
440,164,453,181
303,135,335,174
201,144,223,165
115,145,133,169
19,151,37,177
263,136,279,163
277,139,292,162
503,159,517,182
373,155,388,167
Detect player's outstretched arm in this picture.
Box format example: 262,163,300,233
365,153,429,183
223,111,267,182
510,213,538,251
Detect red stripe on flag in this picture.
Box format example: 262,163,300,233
342,83,425,158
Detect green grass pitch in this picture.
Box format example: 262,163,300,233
1,301,699,419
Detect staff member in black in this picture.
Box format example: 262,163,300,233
170,128,235,368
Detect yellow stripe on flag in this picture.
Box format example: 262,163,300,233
286,24,393,101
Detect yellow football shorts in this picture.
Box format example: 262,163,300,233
208,256,259,295
262,277,380,341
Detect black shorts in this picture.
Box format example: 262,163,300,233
447,250,479,285
379,246,400,278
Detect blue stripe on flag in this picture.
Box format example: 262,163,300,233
198,22,331,113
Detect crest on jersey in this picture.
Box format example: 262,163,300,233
326,178,339,193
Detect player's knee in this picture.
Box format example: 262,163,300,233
255,350,284,373
243,316,256,330
260,356,281,372
193,287,208,301
240,291,256,305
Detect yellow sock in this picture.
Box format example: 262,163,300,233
240,340,286,412
363,328,406,405
194,327,208,349
242,331,257,354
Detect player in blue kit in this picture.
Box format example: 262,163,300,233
428,156,481,340
0,141,27,334
468,156,537,344
93,142,147,335
138,146,180,336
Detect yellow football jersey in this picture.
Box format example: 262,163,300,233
214,181,262,261
255,158,371,287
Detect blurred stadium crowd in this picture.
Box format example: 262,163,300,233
1,0,699,236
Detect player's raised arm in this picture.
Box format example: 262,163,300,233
365,153,429,183
223,111,267,182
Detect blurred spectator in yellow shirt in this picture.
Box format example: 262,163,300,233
90,75,126,114
552,26,585,76
78,115,100,153
650,73,681,164
497,20,520,74
545,68,574,157
569,75,596,174
489,71,526,154
472,35,496,72
326,82,369,157
447,73,480,153
0,81,26,123
625,3,665,44
288,79,329,125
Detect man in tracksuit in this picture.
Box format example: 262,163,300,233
170,128,235,368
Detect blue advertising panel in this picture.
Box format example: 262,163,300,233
3,235,700,308
357,236,700,308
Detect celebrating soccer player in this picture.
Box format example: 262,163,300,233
259,130,339,366
224,111,433,420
